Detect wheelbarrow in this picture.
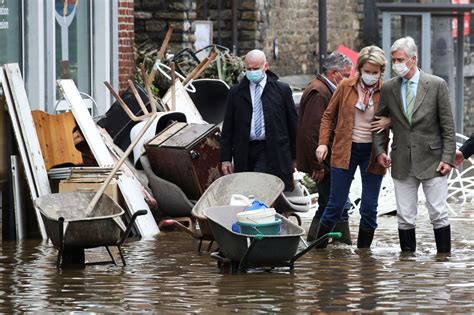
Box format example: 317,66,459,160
168,172,285,252
36,65,159,267
204,205,341,273
35,192,146,267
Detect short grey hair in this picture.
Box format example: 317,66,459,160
321,52,353,74
391,36,418,59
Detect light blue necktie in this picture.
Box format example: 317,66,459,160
254,83,264,137
405,80,415,124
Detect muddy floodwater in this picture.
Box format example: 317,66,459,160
1,204,474,312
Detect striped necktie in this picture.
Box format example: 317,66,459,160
405,80,415,124
254,83,264,137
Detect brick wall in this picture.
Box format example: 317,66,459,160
118,0,135,93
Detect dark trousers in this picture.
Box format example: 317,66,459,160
248,140,267,172
315,168,351,221
321,142,383,230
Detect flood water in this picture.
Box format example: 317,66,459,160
1,204,474,312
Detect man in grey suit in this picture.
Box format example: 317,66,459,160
373,36,456,254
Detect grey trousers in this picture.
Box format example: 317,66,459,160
393,175,449,230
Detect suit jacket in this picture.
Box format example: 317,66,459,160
220,70,297,190
373,71,456,180
296,75,333,174
319,76,387,175
460,133,474,159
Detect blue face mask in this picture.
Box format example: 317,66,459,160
246,69,264,83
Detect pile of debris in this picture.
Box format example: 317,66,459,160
4,27,235,245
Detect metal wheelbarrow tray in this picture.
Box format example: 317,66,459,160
172,172,285,252
35,191,146,267
204,206,340,272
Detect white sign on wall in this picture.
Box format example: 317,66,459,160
194,20,213,51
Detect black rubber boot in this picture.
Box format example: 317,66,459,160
332,221,352,245
314,222,333,249
306,217,320,242
398,228,416,252
434,225,451,254
357,228,375,248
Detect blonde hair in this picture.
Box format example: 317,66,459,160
356,45,386,75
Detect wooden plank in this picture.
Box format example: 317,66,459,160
4,63,51,197
32,110,83,170
58,79,159,237
57,79,115,166
0,67,46,238
146,122,187,146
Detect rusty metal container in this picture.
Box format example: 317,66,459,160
145,123,222,200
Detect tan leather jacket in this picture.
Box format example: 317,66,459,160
319,76,387,175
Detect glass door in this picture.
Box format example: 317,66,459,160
54,0,92,113
0,0,22,65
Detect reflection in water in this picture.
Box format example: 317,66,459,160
0,204,473,312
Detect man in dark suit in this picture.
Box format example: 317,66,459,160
456,133,474,165
220,49,297,191
374,36,456,254
296,52,353,243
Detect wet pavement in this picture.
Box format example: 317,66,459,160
1,203,474,312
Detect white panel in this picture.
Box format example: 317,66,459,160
1,67,46,238
4,63,51,197
57,79,115,166
118,176,160,238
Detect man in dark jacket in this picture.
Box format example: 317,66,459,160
220,49,297,191
296,52,353,243
456,133,474,165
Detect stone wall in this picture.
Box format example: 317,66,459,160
118,0,136,93
464,76,474,135
135,0,197,53
135,0,364,76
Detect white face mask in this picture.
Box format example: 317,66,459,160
392,61,410,77
361,73,379,86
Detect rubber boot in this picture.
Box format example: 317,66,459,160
332,221,352,245
306,217,320,242
434,225,451,254
398,228,416,252
357,227,375,248
314,222,333,249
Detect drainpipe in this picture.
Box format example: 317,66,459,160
232,0,238,54
318,0,327,73
217,0,221,45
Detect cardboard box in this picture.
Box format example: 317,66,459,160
58,178,120,203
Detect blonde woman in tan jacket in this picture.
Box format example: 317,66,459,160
315,46,389,249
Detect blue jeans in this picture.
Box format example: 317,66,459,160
321,142,383,230
314,165,351,221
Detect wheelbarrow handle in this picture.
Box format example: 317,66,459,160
117,210,148,245
290,232,342,263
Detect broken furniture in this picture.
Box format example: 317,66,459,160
31,110,84,170
274,181,311,226
145,122,222,201
140,155,194,229
187,79,230,125
97,82,160,152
